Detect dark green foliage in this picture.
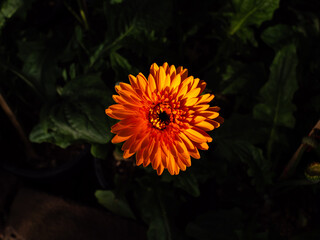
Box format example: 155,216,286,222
1,0,320,239
186,208,245,240
29,74,113,148
229,0,280,44
0,0,23,30
95,190,135,219
253,45,298,129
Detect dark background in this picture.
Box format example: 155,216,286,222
0,0,320,239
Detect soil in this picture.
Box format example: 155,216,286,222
0,143,148,240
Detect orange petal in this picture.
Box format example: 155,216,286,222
179,153,191,167
123,149,135,159
179,69,188,80
157,164,164,175
105,108,134,120
136,149,144,166
184,128,207,143
192,127,213,142
116,127,138,137
216,116,224,123
148,74,157,93
119,89,141,103
162,62,169,72
183,97,198,107
150,63,159,78
168,65,176,76
108,104,125,111
175,156,186,171
192,104,210,111
152,148,162,170
178,132,196,150
119,82,135,93
161,153,169,169
111,121,136,132
189,147,200,159
176,84,188,99
140,133,151,149
137,73,148,92
194,142,209,150
168,142,178,158
164,74,171,90
197,94,214,104
167,154,175,175
170,74,181,91
190,78,200,90
198,80,207,94
173,163,180,175
176,66,183,74
146,139,156,158
206,119,221,129
181,76,193,89
111,135,130,144
150,140,160,160
121,135,135,151
175,138,190,159
128,74,138,89
129,132,146,152
112,95,139,108
184,87,201,99
199,111,219,119
191,116,207,124
156,66,166,91
143,156,150,167
194,120,214,131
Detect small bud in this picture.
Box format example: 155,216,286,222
305,162,320,183
302,136,318,149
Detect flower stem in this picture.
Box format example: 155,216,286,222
279,120,320,180
0,93,39,160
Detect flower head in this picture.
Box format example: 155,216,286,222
105,63,223,175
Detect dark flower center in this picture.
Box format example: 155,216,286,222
149,103,173,130
158,111,170,123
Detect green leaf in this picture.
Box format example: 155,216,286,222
61,74,110,101
29,74,113,148
91,143,109,159
162,172,200,197
53,101,109,142
110,51,132,72
95,190,135,219
216,139,273,188
28,117,59,145
253,44,298,160
0,0,23,30
17,39,61,100
253,44,298,128
261,24,295,50
134,178,179,240
30,100,111,148
229,0,280,35
237,141,273,187
221,61,261,95
88,21,136,70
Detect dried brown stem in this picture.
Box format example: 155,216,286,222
0,93,39,160
279,120,320,180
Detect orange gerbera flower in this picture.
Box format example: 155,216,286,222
105,62,223,175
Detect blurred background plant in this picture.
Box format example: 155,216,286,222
0,0,320,239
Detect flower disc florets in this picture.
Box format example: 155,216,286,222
105,62,223,175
